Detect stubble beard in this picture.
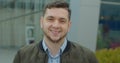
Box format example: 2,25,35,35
44,31,67,43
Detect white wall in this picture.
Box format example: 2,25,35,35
68,0,100,52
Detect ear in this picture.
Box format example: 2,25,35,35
68,20,71,32
40,17,43,28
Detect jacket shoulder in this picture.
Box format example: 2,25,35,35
19,43,39,53
13,43,40,63
70,41,94,53
70,41,98,63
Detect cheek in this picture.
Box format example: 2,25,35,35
43,22,51,29
63,25,69,32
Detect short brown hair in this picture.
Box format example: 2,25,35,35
42,1,71,19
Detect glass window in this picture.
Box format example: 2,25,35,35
97,1,120,50
102,0,120,3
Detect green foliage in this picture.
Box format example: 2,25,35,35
96,47,120,63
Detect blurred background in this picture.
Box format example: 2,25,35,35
0,0,120,63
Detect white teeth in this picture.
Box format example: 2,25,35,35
51,30,59,34
53,31,58,33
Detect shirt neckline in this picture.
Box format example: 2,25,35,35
42,38,67,56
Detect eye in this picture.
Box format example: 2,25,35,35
47,18,54,22
60,20,65,23
59,19,66,24
48,18,53,20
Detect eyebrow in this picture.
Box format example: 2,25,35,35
46,16,67,20
46,16,54,18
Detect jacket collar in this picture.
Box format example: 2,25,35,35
38,40,71,54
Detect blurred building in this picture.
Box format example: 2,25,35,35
0,0,70,48
0,0,69,47
0,0,120,51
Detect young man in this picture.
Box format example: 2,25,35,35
13,1,98,63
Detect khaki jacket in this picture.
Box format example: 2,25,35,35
13,40,98,63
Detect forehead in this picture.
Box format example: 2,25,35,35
44,8,69,18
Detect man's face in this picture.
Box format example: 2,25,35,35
41,8,71,43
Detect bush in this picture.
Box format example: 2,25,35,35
96,47,120,63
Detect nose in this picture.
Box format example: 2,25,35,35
52,20,60,28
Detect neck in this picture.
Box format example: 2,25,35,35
44,37,65,56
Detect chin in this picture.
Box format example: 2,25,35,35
50,38,61,43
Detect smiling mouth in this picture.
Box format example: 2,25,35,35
52,30,59,34
50,30,60,35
